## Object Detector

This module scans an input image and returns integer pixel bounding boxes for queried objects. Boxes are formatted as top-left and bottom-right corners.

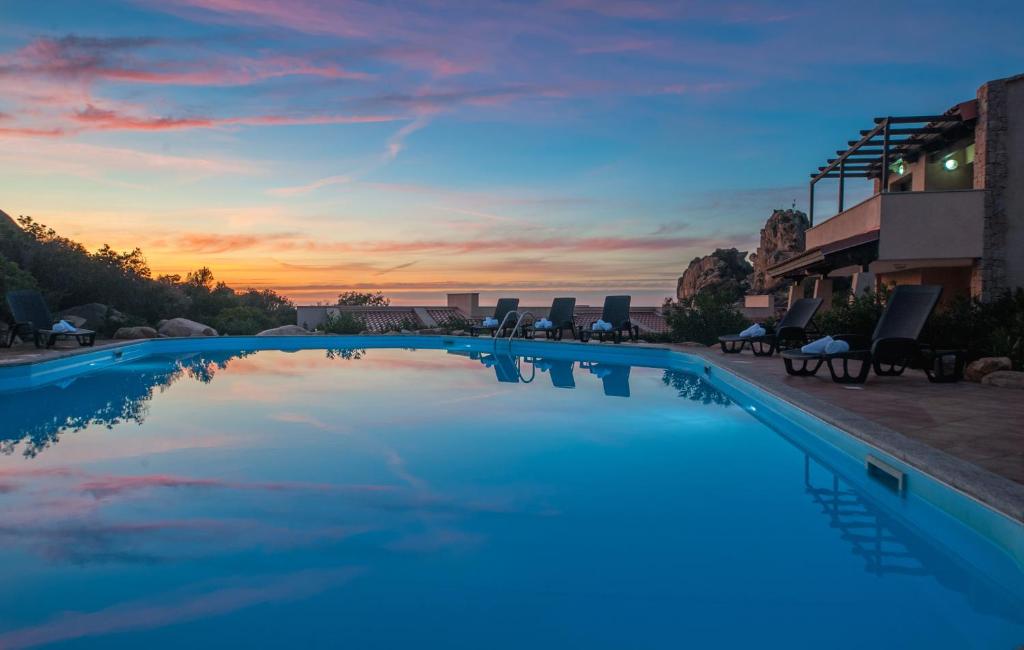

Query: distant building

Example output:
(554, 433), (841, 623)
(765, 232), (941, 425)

(296, 292), (669, 334)
(768, 72), (1024, 308)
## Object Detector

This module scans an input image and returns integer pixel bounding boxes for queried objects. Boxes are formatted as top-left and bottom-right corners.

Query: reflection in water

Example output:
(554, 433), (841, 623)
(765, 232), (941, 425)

(0, 351), (251, 457)
(325, 348), (366, 361)
(661, 369), (731, 406)
(0, 347), (1020, 647)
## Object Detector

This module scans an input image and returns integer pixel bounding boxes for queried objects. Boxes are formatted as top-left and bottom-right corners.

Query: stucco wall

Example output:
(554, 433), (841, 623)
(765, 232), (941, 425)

(878, 190), (985, 260)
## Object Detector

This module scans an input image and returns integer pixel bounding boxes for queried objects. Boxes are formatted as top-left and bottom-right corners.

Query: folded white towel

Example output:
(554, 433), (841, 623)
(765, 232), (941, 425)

(739, 324), (766, 338)
(534, 318), (553, 329)
(825, 339), (850, 355)
(51, 320), (78, 334)
(592, 319), (613, 332)
(800, 336), (833, 354)
(482, 317), (499, 327)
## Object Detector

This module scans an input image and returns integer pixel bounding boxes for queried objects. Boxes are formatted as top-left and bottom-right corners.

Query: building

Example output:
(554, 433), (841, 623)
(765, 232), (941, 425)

(768, 72), (1024, 308)
(296, 293), (669, 335)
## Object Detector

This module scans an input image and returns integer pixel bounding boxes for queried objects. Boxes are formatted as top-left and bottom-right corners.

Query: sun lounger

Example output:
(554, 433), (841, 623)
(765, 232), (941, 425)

(6, 290), (96, 349)
(718, 298), (822, 356)
(469, 298), (520, 337)
(527, 297), (577, 340)
(580, 296), (639, 344)
(781, 285), (943, 384)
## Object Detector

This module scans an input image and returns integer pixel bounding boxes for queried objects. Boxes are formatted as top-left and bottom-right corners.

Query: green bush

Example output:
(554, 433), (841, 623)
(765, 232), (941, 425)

(816, 288), (889, 341)
(212, 306), (273, 335)
(664, 289), (750, 345)
(925, 288), (1024, 369)
(320, 311), (366, 334)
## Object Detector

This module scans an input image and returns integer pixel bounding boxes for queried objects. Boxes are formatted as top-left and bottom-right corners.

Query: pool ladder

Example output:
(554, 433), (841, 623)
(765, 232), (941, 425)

(493, 311), (534, 351)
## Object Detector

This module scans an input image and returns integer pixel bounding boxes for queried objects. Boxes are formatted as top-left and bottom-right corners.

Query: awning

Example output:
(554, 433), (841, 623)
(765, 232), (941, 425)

(768, 230), (880, 279)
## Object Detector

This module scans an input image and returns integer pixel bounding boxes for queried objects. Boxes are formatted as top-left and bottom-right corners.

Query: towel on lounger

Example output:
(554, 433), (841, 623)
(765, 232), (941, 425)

(482, 317), (499, 327)
(592, 319), (613, 332)
(739, 324), (766, 338)
(800, 336), (833, 354)
(51, 320), (77, 333)
(824, 339), (850, 354)
(534, 318), (553, 329)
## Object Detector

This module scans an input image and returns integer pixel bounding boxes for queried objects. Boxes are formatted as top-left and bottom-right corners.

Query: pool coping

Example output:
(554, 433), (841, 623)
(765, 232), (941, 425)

(2, 334), (1023, 526)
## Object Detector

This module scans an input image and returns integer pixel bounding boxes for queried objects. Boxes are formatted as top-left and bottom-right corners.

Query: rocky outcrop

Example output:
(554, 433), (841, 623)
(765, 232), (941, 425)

(676, 248), (752, 301)
(256, 325), (311, 336)
(748, 209), (809, 295)
(58, 303), (126, 331)
(114, 326), (159, 339)
(158, 318), (217, 337)
(965, 356), (1012, 382)
(981, 370), (1024, 389)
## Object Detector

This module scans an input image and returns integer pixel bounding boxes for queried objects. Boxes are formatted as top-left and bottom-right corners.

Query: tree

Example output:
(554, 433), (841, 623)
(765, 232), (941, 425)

(337, 290), (389, 306)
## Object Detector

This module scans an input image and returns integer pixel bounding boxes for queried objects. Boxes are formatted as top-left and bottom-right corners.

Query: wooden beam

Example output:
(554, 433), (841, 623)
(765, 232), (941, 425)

(873, 115), (957, 124)
(861, 127), (944, 136)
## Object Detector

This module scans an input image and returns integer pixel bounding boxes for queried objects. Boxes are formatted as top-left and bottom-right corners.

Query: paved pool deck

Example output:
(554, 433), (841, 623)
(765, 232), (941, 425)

(2, 337), (1021, 520)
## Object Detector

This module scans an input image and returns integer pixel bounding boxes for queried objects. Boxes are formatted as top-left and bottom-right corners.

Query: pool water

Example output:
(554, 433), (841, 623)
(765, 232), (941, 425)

(0, 344), (1021, 649)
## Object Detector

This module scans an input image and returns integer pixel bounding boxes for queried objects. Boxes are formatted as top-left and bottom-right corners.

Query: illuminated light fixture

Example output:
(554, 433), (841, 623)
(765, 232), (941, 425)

(944, 158), (959, 171)
(889, 159), (905, 176)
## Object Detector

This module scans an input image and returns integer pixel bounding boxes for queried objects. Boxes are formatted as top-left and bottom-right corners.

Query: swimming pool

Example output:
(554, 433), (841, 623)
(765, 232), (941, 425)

(1, 336), (1022, 649)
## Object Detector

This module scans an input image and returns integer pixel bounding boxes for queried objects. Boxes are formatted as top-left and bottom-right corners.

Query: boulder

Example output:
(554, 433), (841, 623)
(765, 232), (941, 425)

(981, 370), (1024, 389)
(676, 248), (752, 302)
(748, 209), (810, 295)
(158, 318), (218, 337)
(58, 303), (126, 331)
(965, 356), (1012, 382)
(113, 326), (159, 339)
(256, 325), (311, 336)
(156, 319), (169, 329)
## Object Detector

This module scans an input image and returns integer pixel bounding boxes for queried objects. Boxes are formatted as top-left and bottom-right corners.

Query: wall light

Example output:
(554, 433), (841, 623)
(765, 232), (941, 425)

(944, 158), (959, 171)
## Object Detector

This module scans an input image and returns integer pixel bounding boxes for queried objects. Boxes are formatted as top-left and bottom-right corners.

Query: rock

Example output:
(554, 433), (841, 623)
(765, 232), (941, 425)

(57, 303), (126, 331)
(451, 329), (466, 336)
(981, 370), (1024, 389)
(748, 209), (810, 296)
(158, 317), (218, 337)
(113, 326), (159, 339)
(965, 356), (1012, 382)
(256, 325), (311, 336)
(677, 248), (752, 302)
(156, 319), (169, 329)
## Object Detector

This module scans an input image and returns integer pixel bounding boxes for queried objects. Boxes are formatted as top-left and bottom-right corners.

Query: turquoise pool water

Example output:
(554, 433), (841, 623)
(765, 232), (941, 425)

(0, 339), (1021, 649)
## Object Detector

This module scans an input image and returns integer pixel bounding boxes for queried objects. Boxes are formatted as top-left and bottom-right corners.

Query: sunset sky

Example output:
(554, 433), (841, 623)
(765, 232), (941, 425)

(1, 1), (1022, 305)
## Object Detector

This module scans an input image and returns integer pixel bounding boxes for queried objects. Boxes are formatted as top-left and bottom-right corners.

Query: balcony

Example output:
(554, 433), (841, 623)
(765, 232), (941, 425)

(806, 189), (985, 261)
(769, 189), (986, 280)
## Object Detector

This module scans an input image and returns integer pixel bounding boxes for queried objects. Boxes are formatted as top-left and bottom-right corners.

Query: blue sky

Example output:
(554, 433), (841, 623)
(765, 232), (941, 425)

(0, 0), (1021, 304)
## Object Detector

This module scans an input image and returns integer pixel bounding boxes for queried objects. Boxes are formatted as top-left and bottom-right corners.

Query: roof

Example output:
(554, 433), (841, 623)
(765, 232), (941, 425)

(299, 304), (669, 334)
(767, 230), (880, 279)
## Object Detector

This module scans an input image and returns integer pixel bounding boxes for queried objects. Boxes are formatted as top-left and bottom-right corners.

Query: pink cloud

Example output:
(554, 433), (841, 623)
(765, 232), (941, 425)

(0, 567), (364, 649)
(77, 472), (394, 499)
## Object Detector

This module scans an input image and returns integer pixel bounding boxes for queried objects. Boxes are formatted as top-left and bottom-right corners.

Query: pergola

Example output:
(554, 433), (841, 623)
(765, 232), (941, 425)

(807, 103), (975, 225)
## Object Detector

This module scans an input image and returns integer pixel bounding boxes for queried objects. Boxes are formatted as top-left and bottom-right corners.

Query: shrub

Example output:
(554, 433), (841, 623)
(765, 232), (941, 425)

(664, 289), (749, 345)
(320, 311), (366, 334)
(212, 306), (273, 335)
(816, 287), (889, 341)
(925, 288), (1024, 369)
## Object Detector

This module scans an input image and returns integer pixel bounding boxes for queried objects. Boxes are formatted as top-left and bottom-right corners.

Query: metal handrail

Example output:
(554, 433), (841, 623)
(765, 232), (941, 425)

(491, 310), (520, 350)
(505, 311), (533, 350)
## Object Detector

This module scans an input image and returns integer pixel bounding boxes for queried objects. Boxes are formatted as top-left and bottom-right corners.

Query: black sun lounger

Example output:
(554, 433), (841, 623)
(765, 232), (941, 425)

(718, 298), (822, 357)
(469, 298), (520, 337)
(527, 297), (577, 340)
(781, 285), (943, 384)
(6, 290), (96, 349)
(580, 296), (639, 344)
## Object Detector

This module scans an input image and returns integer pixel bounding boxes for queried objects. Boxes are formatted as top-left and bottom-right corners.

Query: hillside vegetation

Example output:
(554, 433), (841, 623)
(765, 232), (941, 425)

(0, 210), (295, 335)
